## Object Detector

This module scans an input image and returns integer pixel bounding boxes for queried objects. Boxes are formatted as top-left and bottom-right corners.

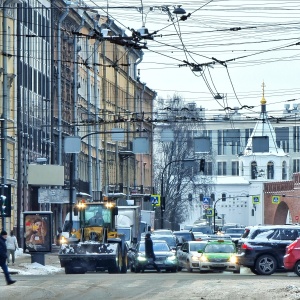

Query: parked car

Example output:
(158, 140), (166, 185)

(237, 225), (300, 275)
(130, 239), (178, 273)
(199, 239), (240, 273)
(177, 241), (208, 272)
(284, 238), (300, 276)
(173, 230), (195, 244)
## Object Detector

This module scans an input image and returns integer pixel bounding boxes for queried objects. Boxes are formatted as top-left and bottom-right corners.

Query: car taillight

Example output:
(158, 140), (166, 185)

(241, 243), (253, 250)
(286, 240), (297, 254)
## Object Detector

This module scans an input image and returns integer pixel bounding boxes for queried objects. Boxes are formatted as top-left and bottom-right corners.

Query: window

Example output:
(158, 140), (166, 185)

(267, 161), (274, 179)
(251, 161), (257, 179)
(232, 161), (239, 176)
(282, 161), (287, 180)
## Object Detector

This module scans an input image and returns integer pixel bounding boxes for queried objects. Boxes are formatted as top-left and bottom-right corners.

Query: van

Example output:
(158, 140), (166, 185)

(62, 213), (80, 238)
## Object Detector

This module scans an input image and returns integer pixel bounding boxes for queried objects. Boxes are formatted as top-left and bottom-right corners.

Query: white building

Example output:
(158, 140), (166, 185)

(194, 88), (290, 227)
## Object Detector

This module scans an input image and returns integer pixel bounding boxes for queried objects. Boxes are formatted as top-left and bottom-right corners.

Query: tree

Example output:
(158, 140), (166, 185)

(153, 95), (213, 229)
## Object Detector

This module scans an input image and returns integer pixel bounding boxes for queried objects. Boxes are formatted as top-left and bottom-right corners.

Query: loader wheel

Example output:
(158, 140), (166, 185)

(121, 252), (128, 273)
(108, 245), (122, 274)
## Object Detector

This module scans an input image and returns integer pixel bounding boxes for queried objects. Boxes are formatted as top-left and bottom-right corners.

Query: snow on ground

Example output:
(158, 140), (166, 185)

(7, 248), (63, 275)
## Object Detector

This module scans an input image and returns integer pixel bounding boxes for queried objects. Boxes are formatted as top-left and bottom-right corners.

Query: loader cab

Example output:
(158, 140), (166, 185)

(80, 203), (118, 231)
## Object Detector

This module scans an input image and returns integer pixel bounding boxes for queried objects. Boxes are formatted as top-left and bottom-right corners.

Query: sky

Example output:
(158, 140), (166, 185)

(82, 0), (300, 118)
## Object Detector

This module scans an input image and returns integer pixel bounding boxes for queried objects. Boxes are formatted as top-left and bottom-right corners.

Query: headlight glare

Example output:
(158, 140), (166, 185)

(230, 255), (237, 264)
(200, 255), (208, 262)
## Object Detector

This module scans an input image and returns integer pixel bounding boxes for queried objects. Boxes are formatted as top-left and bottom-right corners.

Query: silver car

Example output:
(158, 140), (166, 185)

(177, 241), (207, 272)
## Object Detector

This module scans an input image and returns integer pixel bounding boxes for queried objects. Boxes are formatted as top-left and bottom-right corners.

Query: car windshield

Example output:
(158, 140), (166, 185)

(139, 242), (170, 252)
(190, 243), (207, 251)
(204, 243), (235, 253)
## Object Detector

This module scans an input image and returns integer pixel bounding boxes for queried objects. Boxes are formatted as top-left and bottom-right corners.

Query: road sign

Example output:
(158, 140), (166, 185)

(150, 194), (160, 206)
(252, 196), (260, 204)
(206, 208), (214, 217)
(203, 197), (210, 205)
(296, 216), (299, 221)
(272, 195), (280, 204)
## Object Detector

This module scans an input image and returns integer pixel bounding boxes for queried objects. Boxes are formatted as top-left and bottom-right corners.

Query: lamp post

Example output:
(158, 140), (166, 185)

(160, 158), (195, 229)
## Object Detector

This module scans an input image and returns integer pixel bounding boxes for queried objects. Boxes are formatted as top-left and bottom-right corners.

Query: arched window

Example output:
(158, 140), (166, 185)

(251, 161), (257, 179)
(267, 161), (274, 179)
(282, 161), (287, 180)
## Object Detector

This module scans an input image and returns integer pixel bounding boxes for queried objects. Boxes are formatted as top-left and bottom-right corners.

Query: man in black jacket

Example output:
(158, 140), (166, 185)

(142, 233), (160, 273)
(0, 230), (16, 285)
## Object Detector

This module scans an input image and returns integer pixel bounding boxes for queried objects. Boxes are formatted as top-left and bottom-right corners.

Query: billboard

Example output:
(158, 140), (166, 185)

(23, 211), (52, 253)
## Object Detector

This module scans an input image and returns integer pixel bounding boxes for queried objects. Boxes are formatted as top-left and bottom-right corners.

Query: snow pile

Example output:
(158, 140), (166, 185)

(7, 248), (63, 275)
(9, 262), (63, 275)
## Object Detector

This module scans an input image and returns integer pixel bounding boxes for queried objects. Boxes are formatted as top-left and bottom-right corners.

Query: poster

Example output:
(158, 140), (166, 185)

(23, 212), (52, 253)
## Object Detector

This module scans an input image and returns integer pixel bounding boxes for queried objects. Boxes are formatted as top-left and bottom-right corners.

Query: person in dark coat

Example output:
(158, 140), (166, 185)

(142, 233), (160, 272)
(0, 230), (16, 285)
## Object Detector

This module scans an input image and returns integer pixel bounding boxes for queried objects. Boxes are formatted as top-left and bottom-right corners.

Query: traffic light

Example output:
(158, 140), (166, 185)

(0, 184), (11, 217)
(200, 159), (205, 172)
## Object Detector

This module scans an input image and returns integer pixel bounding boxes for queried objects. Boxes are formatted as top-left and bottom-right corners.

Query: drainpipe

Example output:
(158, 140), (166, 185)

(86, 37), (92, 196)
(94, 27), (101, 195)
(57, 6), (70, 165)
(1, 1), (9, 231)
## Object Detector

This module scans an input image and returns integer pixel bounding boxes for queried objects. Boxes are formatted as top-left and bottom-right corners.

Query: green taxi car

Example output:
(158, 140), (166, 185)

(199, 239), (240, 273)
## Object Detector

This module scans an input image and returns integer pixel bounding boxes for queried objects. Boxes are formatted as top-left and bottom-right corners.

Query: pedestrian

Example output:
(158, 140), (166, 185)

(141, 233), (160, 273)
(0, 230), (16, 285)
(6, 230), (19, 265)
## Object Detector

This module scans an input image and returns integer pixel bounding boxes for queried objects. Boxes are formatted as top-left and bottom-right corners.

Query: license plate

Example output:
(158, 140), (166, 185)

(211, 264), (225, 267)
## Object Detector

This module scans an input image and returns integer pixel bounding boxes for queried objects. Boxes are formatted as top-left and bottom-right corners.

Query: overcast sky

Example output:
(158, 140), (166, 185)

(84, 1), (300, 118)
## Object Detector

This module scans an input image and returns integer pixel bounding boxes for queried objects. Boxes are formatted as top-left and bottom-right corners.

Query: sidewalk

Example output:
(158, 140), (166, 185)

(7, 246), (64, 275)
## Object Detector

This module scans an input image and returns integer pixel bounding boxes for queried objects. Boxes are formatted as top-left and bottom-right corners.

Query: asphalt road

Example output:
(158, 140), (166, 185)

(1, 269), (300, 300)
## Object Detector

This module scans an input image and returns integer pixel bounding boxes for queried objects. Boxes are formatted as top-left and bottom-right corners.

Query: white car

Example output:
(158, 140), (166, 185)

(177, 241), (207, 272)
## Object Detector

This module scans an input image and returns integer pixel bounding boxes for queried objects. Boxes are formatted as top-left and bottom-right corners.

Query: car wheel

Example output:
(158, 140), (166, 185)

(233, 268), (240, 274)
(177, 266), (182, 271)
(294, 261), (300, 276)
(249, 267), (260, 275)
(187, 261), (192, 272)
(255, 255), (277, 275)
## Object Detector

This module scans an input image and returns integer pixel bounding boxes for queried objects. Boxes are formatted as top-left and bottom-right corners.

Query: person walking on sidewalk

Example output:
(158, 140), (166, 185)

(0, 230), (16, 285)
(6, 230), (18, 265)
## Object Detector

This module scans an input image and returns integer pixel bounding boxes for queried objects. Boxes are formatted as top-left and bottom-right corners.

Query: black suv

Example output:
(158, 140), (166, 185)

(237, 225), (300, 275)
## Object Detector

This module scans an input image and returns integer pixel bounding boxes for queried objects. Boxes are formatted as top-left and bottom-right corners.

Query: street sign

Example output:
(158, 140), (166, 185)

(206, 208), (214, 217)
(150, 194), (160, 206)
(203, 197), (210, 205)
(272, 195), (280, 204)
(252, 196), (260, 204)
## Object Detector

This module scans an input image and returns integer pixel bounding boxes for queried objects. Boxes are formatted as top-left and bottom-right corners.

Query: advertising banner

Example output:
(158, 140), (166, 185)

(23, 211), (52, 253)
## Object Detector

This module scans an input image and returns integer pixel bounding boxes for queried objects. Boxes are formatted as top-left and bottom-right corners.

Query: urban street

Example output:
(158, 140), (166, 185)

(1, 270), (300, 300)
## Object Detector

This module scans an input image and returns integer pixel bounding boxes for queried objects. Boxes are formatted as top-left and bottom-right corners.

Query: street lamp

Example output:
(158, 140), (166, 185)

(160, 158), (195, 229)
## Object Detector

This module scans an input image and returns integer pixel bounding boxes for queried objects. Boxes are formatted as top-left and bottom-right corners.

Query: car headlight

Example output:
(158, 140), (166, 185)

(167, 255), (177, 261)
(200, 255), (208, 262)
(60, 236), (67, 244)
(230, 255), (237, 264)
(191, 255), (201, 261)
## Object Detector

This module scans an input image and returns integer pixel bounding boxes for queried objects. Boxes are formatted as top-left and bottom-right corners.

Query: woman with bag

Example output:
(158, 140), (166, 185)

(6, 230), (19, 265)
